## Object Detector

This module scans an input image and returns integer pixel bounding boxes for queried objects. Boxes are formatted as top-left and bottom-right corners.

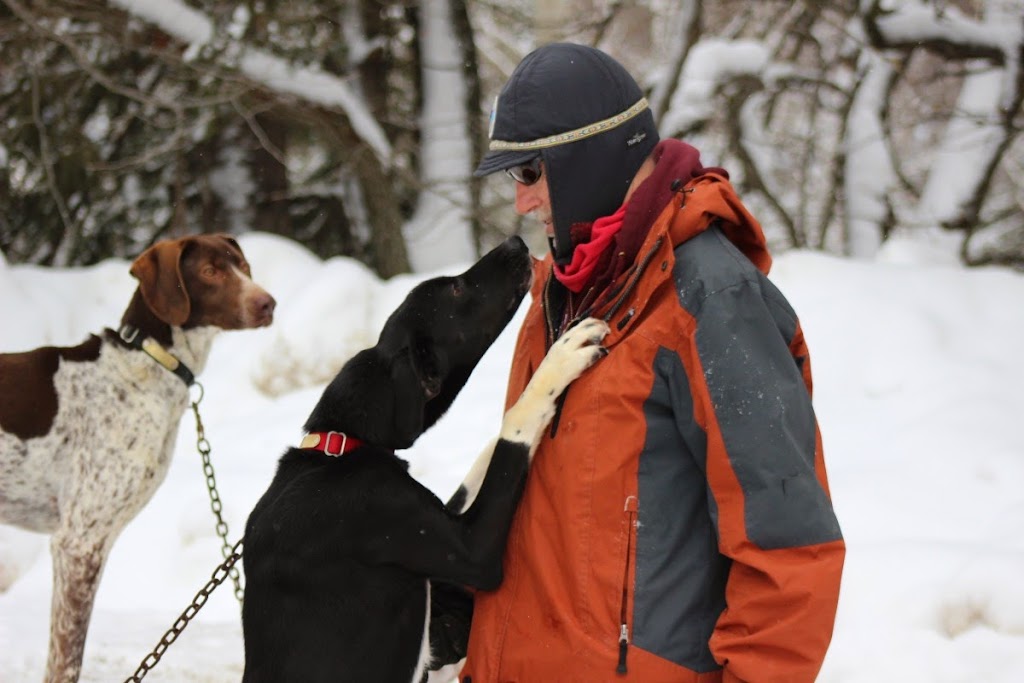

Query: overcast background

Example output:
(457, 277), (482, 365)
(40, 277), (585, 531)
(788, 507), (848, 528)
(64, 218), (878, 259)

(1, 0), (1023, 681)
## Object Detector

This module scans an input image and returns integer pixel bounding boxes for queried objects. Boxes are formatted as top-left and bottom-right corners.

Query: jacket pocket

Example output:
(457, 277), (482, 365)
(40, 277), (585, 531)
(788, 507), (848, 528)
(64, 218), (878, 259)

(616, 495), (639, 675)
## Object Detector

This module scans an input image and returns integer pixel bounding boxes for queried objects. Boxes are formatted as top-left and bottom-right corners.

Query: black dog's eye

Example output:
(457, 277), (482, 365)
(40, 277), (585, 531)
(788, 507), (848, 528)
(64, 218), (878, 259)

(451, 279), (464, 297)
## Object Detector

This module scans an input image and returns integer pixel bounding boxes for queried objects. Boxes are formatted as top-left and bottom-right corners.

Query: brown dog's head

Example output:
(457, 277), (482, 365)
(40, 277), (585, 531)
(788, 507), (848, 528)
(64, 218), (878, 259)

(129, 234), (275, 330)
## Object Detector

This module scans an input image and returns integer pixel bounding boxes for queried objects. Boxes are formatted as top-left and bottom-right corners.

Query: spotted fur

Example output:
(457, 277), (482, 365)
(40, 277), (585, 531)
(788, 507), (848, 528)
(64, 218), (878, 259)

(0, 235), (275, 683)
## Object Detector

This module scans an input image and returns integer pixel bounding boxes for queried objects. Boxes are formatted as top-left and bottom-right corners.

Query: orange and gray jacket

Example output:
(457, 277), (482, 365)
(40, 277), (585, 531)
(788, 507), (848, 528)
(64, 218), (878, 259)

(461, 150), (845, 683)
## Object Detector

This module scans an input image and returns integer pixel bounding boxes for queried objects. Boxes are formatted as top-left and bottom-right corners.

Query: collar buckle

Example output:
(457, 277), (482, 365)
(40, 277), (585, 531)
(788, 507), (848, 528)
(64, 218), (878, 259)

(322, 431), (348, 457)
(115, 324), (194, 386)
(300, 431), (356, 457)
(119, 324), (140, 345)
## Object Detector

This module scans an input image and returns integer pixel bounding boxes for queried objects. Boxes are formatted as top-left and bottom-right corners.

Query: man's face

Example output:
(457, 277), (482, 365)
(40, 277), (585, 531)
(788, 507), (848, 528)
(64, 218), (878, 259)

(512, 161), (553, 239)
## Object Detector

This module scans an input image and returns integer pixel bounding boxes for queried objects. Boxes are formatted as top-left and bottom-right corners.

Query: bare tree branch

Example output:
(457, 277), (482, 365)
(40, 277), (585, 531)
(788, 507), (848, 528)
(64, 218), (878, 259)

(29, 65), (76, 256)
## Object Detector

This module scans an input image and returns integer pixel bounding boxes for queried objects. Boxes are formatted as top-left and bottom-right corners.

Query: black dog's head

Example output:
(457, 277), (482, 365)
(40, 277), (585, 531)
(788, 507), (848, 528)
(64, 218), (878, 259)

(305, 236), (533, 450)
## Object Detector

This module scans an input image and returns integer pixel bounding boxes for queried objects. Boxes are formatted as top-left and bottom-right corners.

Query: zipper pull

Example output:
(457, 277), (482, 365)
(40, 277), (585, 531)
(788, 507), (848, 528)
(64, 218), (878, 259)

(616, 622), (629, 674)
(616, 307), (635, 331)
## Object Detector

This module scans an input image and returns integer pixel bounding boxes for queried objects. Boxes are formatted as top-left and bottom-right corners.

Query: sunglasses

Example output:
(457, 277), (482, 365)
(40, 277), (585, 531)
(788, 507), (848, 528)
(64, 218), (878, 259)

(506, 157), (544, 186)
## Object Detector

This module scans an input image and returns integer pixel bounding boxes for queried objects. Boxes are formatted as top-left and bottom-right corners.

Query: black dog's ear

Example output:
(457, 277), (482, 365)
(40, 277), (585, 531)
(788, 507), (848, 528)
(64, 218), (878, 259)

(306, 337), (447, 450)
(409, 335), (442, 399)
(388, 335), (446, 447)
(389, 354), (428, 448)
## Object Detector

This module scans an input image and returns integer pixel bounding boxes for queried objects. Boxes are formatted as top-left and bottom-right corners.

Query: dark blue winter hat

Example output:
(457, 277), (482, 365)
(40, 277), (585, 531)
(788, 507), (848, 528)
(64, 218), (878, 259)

(475, 43), (659, 264)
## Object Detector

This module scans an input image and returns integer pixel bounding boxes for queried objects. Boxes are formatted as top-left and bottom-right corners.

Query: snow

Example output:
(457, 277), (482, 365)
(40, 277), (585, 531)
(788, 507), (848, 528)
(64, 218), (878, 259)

(1, 231), (1022, 682)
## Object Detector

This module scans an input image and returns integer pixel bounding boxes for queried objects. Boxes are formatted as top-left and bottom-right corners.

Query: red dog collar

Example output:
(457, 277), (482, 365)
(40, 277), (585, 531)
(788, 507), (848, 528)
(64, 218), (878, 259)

(299, 431), (364, 457)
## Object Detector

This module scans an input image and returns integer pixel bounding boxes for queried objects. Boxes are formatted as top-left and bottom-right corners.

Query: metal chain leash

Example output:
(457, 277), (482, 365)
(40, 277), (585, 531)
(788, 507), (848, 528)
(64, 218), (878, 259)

(189, 382), (245, 606)
(123, 539), (244, 683)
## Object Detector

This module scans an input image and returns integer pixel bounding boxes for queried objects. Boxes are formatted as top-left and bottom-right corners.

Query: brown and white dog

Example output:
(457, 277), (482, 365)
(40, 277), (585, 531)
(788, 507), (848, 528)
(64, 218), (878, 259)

(0, 234), (275, 683)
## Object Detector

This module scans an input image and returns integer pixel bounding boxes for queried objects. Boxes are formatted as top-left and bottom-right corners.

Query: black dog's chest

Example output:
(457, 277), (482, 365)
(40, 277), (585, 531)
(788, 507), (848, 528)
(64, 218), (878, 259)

(242, 450), (435, 682)
(247, 449), (420, 558)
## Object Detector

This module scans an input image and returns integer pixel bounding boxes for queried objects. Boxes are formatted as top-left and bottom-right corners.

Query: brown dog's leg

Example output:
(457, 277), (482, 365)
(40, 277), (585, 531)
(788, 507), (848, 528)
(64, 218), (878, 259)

(45, 532), (110, 683)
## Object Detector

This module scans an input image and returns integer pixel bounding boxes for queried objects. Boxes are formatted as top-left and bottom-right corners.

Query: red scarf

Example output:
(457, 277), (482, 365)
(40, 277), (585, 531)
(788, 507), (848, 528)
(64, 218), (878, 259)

(552, 140), (723, 298)
(553, 203), (627, 293)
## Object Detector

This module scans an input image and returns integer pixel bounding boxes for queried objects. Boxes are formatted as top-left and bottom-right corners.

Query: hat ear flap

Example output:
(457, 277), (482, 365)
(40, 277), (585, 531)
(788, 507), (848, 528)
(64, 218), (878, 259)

(129, 240), (191, 326)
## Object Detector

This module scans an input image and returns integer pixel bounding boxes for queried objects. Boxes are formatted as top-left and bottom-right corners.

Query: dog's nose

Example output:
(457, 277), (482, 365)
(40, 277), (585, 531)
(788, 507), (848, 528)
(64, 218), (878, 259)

(503, 235), (528, 253)
(253, 292), (277, 325)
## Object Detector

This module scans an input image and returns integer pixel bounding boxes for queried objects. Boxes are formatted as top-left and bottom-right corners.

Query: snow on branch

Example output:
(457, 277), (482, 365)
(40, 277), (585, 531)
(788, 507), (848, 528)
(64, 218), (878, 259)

(108, 0), (392, 165)
(863, 0), (1022, 112)
(866, 2), (1014, 63)
(659, 38), (769, 138)
(864, 0), (1023, 235)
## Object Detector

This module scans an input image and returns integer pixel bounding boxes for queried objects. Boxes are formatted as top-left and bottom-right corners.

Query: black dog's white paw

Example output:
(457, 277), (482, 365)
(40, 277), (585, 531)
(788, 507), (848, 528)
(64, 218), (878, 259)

(500, 318), (609, 450)
(537, 317), (610, 395)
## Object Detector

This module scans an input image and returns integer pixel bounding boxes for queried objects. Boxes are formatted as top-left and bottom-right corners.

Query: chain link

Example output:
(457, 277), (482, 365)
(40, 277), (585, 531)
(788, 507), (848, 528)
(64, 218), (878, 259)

(124, 539), (243, 682)
(190, 383), (244, 606)
(122, 384), (246, 681)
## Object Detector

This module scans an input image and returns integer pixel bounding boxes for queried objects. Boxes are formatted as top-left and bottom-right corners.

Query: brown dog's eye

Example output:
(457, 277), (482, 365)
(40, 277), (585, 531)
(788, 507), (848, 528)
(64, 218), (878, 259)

(202, 265), (218, 278)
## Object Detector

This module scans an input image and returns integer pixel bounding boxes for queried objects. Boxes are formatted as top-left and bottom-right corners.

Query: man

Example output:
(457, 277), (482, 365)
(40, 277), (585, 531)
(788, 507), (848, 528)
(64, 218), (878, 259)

(461, 43), (844, 683)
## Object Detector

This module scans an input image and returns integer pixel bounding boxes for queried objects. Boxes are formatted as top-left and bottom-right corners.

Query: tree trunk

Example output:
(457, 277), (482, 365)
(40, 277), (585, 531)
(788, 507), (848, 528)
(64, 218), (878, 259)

(248, 108), (291, 236)
(402, 0), (476, 272)
(451, 0), (484, 255)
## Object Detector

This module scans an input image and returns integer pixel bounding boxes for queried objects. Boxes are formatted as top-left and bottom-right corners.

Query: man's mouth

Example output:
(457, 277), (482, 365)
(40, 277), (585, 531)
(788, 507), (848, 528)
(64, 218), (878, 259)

(540, 216), (554, 236)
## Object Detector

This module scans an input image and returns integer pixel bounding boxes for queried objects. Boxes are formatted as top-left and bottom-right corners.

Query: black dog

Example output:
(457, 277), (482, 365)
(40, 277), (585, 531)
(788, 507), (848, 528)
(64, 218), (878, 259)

(241, 236), (609, 683)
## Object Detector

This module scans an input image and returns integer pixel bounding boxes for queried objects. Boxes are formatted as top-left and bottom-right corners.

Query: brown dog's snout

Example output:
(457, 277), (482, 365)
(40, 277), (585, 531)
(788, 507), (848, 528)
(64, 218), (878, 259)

(250, 290), (277, 326)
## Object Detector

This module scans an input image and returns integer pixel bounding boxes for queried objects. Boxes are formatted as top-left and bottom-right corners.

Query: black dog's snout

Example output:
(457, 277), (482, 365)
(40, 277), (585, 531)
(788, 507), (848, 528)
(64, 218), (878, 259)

(501, 235), (528, 253)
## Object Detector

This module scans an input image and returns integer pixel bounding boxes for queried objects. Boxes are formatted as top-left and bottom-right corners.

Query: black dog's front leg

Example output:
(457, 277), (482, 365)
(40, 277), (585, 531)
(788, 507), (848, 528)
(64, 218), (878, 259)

(427, 577), (474, 667)
(423, 470), (489, 676)
(366, 318), (609, 588)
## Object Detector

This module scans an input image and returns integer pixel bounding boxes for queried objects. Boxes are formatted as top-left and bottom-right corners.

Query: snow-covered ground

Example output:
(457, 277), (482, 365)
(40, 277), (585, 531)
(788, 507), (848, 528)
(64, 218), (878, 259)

(1, 231), (1022, 682)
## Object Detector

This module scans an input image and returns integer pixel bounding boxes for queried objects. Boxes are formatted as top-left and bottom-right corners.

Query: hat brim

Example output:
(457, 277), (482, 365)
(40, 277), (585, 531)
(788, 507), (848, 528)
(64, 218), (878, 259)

(473, 148), (539, 178)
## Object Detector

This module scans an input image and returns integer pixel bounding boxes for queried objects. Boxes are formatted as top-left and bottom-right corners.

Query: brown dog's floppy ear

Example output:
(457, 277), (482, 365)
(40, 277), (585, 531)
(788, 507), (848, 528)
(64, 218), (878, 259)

(130, 239), (191, 326)
(214, 233), (242, 253)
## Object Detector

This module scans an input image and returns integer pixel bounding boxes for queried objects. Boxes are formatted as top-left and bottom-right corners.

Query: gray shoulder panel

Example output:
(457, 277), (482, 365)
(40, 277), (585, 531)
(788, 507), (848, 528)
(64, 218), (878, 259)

(672, 227), (760, 319)
(673, 227), (842, 549)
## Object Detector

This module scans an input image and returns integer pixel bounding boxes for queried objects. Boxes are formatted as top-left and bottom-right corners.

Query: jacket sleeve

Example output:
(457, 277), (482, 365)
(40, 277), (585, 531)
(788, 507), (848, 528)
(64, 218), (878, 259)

(688, 277), (845, 683)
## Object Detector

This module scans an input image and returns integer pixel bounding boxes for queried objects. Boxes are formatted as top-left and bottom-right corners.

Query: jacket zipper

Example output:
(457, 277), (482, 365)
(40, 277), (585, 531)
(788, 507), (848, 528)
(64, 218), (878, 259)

(603, 237), (664, 325)
(617, 495), (639, 675)
(543, 239), (663, 440)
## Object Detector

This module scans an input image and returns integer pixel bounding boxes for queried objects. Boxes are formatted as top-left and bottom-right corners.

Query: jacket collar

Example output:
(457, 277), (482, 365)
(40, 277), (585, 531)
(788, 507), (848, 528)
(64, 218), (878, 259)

(536, 140), (772, 347)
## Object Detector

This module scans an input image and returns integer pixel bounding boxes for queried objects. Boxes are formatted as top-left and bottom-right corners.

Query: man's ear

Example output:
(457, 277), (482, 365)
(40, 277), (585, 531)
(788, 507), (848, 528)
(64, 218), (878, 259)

(129, 239), (191, 326)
